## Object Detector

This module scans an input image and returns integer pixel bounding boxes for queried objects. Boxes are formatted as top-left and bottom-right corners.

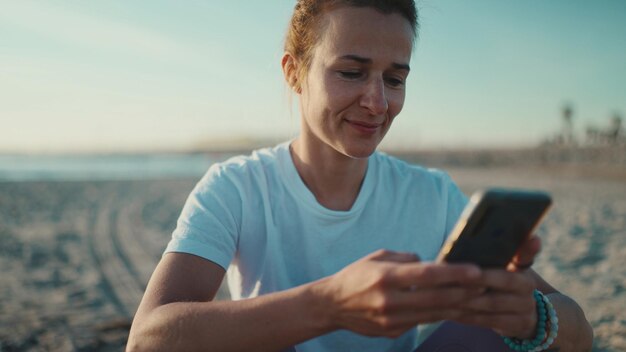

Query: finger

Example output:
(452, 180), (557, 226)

(376, 308), (466, 331)
(386, 263), (481, 288)
(367, 249), (421, 263)
(510, 236), (541, 271)
(477, 270), (535, 294)
(388, 286), (483, 311)
(411, 308), (466, 324)
(462, 292), (535, 314)
(356, 308), (465, 338)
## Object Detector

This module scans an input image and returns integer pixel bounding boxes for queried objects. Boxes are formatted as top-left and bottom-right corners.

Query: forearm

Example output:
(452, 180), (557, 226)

(529, 270), (593, 351)
(544, 292), (593, 351)
(127, 279), (334, 352)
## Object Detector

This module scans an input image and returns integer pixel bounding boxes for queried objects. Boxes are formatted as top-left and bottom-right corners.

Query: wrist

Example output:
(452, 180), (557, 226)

(502, 289), (559, 351)
(304, 276), (341, 334)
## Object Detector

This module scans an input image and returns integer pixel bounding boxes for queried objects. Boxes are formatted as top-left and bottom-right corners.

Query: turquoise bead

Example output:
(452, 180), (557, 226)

(500, 289), (558, 351)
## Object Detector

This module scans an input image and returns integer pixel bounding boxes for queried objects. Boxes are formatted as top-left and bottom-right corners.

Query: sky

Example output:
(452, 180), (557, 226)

(1, 0), (625, 153)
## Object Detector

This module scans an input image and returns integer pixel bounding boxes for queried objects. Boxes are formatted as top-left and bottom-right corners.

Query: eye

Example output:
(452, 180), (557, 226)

(384, 76), (405, 88)
(338, 71), (363, 80)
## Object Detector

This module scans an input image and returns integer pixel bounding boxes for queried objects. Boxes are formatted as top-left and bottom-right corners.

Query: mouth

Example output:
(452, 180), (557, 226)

(345, 120), (382, 134)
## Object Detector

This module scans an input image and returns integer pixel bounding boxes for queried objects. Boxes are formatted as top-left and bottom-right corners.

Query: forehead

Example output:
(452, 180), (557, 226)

(314, 6), (414, 64)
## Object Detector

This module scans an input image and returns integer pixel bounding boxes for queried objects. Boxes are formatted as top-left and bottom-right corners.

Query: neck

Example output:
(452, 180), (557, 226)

(290, 137), (369, 211)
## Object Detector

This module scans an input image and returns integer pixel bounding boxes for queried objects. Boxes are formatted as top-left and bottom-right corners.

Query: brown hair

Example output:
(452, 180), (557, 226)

(284, 0), (418, 90)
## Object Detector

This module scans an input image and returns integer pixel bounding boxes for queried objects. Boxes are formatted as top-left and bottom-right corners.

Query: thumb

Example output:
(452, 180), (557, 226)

(510, 236), (541, 271)
(368, 249), (421, 263)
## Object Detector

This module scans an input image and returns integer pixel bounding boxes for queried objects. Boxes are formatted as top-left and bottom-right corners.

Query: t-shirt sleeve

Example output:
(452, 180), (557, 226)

(164, 164), (242, 270)
(443, 173), (469, 239)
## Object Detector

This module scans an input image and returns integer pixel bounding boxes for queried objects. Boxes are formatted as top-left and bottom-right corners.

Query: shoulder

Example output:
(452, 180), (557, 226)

(372, 151), (467, 209)
(196, 143), (286, 190)
(373, 151), (456, 188)
(208, 145), (282, 174)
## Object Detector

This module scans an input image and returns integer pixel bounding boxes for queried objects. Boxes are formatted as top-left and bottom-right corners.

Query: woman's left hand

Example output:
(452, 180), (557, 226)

(455, 236), (542, 339)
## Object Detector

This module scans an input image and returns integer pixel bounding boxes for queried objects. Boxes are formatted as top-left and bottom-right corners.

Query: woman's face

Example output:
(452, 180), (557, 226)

(299, 6), (414, 159)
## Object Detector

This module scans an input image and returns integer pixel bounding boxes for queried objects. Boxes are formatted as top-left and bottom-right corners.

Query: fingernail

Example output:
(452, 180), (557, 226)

(467, 266), (481, 279)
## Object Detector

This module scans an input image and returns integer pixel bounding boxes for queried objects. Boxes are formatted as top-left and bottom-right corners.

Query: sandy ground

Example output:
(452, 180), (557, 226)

(0, 165), (624, 351)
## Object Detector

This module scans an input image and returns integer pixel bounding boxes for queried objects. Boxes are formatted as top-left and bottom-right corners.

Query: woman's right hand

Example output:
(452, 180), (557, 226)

(313, 249), (483, 338)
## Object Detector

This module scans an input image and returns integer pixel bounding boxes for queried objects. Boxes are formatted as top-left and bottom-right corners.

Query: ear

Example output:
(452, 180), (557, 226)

(281, 52), (302, 94)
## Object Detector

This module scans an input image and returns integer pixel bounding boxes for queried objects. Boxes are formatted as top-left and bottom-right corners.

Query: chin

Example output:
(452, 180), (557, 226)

(339, 141), (380, 159)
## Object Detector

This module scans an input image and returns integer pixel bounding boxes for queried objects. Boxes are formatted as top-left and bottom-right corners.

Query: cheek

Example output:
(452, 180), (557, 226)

(309, 79), (347, 116)
(387, 91), (406, 119)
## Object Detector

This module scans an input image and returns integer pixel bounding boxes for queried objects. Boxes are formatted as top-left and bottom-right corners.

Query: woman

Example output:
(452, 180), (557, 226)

(127, 1), (593, 351)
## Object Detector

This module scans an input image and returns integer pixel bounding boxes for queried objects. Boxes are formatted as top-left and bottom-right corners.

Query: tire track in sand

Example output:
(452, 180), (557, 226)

(89, 198), (144, 318)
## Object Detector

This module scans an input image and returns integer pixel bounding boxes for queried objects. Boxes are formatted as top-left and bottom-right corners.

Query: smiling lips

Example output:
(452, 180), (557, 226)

(346, 119), (382, 134)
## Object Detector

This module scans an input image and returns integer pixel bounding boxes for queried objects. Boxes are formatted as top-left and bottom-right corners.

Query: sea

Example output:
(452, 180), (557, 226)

(0, 153), (237, 182)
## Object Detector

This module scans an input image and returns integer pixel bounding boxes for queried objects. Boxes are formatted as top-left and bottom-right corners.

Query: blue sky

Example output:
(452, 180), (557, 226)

(1, 1), (625, 153)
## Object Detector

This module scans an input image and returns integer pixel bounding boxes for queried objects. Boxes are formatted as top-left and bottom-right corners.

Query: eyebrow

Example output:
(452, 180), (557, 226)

(339, 54), (410, 71)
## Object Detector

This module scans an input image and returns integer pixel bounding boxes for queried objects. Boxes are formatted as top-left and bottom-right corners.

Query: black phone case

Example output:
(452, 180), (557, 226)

(441, 188), (552, 268)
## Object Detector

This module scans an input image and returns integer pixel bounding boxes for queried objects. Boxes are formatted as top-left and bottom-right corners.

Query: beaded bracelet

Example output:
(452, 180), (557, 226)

(532, 293), (559, 352)
(502, 290), (559, 351)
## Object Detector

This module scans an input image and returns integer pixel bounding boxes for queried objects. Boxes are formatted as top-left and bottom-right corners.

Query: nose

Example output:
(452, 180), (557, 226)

(360, 78), (388, 115)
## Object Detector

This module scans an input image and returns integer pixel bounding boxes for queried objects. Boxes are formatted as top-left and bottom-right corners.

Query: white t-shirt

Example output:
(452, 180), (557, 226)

(165, 141), (468, 352)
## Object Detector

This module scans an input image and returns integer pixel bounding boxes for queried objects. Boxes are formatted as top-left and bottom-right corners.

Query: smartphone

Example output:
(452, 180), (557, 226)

(436, 188), (552, 268)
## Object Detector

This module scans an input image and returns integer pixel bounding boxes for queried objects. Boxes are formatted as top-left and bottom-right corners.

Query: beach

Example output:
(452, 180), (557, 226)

(0, 164), (625, 351)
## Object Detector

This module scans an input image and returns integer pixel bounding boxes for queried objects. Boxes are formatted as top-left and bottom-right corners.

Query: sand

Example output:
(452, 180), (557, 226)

(0, 165), (624, 351)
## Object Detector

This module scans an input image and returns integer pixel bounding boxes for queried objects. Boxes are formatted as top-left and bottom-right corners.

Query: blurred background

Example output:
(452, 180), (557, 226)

(1, 1), (625, 351)
(1, 0), (625, 155)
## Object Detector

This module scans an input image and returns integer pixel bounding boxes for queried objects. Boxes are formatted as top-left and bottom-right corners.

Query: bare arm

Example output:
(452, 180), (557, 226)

(457, 237), (593, 352)
(126, 253), (333, 352)
(127, 250), (485, 352)
(531, 270), (594, 351)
